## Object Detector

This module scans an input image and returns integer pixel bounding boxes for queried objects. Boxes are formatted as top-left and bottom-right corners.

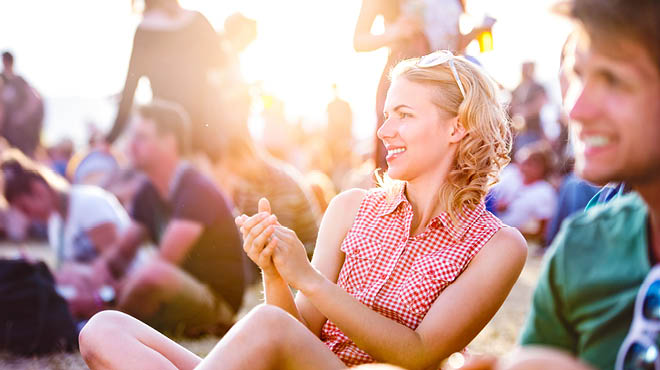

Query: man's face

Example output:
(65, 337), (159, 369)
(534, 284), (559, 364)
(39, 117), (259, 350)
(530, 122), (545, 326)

(567, 33), (660, 186)
(2, 58), (11, 72)
(130, 117), (166, 170)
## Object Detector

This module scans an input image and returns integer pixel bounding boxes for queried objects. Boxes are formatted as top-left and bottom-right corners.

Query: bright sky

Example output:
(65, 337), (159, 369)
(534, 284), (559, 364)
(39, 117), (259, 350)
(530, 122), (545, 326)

(0, 0), (573, 147)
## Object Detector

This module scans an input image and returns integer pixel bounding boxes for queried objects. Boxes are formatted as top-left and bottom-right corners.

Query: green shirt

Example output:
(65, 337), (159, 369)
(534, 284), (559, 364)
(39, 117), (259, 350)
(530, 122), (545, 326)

(520, 193), (650, 370)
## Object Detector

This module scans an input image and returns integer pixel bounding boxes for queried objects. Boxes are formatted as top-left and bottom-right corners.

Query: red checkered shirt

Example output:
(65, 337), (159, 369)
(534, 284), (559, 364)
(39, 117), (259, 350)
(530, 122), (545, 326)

(320, 186), (505, 366)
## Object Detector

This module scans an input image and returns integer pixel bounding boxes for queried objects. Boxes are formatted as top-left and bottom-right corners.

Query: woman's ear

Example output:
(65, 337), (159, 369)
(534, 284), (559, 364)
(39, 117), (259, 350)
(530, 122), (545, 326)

(448, 116), (467, 143)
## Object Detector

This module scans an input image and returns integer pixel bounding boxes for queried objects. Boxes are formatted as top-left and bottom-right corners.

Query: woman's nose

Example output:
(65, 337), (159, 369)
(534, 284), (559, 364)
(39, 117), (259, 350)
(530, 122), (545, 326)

(377, 117), (395, 141)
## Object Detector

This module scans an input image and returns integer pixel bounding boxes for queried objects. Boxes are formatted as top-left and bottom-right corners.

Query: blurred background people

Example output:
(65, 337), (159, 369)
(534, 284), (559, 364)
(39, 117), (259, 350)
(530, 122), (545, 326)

(0, 51), (44, 158)
(208, 93), (321, 259)
(0, 149), (133, 321)
(106, 0), (226, 158)
(325, 83), (355, 190)
(97, 101), (245, 336)
(498, 142), (557, 243)
(543, 32), (597, 247)
(509, 61), (548, 156)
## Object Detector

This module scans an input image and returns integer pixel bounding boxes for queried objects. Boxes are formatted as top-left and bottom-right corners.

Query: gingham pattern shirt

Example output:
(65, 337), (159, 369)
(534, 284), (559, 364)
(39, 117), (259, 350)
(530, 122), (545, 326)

(321, 186), (505, 366)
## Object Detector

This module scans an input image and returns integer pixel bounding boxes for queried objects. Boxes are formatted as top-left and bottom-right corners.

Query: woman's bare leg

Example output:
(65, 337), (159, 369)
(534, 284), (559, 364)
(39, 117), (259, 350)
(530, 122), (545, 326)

(197, 304), (346, 370)
(79, 310), (201, 370)
(81, 305), (346, 370)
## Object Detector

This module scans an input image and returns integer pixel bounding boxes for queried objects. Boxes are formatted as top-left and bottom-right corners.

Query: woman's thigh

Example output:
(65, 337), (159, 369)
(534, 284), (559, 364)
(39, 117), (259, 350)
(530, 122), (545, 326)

(198, 305), (346, 370)
(80, 310), (202, 370)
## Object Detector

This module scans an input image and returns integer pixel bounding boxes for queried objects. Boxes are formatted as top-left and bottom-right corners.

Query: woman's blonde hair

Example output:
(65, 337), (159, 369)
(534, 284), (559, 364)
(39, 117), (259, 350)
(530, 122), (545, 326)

(378, 54), (512, 222)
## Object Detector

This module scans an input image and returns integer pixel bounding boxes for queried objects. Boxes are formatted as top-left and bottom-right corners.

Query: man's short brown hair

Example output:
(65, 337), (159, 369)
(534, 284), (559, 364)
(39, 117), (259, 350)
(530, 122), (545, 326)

(137, 100), (191, 155)
(570, 0), (660, 72)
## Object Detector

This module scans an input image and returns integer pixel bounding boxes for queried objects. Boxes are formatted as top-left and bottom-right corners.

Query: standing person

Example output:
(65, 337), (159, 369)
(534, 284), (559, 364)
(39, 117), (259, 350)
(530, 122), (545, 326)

(0, 51), (44, 157)
(96, 101), (245, 336)
(509, 61), (548, 156)
(463, 1), (660, 369)
(106, 0), (225, 157)
(326, 84), (355, 190)
(354, 0), (491, 170)
(79, 51), (527, 370)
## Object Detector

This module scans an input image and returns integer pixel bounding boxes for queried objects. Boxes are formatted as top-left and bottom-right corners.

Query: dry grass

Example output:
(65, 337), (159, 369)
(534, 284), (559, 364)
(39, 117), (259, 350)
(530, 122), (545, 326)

(0, 242), (544, 369)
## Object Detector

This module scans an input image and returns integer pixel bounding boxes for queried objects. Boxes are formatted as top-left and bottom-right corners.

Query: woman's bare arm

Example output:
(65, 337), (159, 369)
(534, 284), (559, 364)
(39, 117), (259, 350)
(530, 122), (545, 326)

(295, 227), (527, 369)
(294, 188), (367, 335)
(239, 189), (366, 332)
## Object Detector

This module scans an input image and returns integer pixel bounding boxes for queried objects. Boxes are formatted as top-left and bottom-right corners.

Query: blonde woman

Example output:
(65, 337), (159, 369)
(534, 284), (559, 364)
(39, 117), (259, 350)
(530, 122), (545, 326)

(79, 51), (527, 370)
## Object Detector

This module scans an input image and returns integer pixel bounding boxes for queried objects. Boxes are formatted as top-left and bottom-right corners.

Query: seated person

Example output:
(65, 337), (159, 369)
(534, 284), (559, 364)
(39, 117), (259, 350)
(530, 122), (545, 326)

(499, 142), (557, 241)
(79, 51), (527, 369)
(92, 101), (245, 336)
(211, 115), (321, 257)
(517, 0), (660, 367)
(0, 149), (133, 319)
(462, 1), (660, 369)
(1, 149), (128, 264)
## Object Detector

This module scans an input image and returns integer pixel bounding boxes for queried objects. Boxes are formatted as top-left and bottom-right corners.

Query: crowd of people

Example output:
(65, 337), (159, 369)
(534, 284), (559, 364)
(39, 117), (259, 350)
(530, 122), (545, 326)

(0, 0), (658, 369)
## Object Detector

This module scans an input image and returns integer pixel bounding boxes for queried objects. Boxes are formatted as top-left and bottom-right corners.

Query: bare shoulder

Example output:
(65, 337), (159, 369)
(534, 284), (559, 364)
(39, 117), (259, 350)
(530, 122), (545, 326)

(478, 226), (528, 265)
(328, 188), (368, 213)
(311, 188), (369, 280)
(316, 188), (368, 249)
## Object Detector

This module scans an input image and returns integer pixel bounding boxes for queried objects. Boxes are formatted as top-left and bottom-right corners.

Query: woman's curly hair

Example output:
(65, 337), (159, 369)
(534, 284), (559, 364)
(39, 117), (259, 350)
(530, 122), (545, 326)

(381, 55), (512, 223)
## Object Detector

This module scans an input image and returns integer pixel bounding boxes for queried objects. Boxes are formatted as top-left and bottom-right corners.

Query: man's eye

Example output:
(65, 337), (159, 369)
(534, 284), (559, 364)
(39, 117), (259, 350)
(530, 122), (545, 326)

(602, 72), (622, 88)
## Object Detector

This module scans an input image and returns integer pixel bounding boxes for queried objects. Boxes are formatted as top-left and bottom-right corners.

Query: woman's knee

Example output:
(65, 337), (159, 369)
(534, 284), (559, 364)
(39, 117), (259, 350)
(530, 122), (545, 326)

(229, 304), (299, 345)
(79, 310), (133, 360)
(246, 304), (296, 329)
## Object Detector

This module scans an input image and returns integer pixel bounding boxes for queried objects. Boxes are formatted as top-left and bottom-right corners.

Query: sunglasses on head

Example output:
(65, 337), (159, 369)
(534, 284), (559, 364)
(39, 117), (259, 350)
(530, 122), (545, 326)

(416, 50), (467, 99)
(616, 266), (660, 370)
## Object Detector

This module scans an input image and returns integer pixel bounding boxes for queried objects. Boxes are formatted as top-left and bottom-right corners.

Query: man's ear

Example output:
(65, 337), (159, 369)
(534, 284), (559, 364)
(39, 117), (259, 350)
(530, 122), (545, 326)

(448, 116), (467, 143)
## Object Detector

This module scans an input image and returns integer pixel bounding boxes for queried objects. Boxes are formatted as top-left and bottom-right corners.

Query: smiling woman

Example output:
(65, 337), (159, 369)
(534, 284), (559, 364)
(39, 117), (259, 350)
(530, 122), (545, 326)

(78, 51), (527, 370)
(378, 51), (511, 223)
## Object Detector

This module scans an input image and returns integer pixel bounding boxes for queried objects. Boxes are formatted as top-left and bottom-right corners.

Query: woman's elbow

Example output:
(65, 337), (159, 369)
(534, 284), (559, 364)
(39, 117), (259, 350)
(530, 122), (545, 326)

(353, 37), (366, 52)
(353, 34), (375, 52)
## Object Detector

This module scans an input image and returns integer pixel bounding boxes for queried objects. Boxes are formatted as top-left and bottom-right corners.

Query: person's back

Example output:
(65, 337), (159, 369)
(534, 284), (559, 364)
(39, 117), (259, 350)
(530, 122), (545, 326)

(107, 7), (225, 154)
(229, 159), (320, 256)
(133, 11), (217, 117)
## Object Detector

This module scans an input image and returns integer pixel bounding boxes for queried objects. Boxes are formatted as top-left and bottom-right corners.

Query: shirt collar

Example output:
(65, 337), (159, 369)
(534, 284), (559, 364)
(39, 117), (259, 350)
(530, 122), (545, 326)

(377, 183), (408, 217)
(378, 183), (486, 241)
(434, 203), (486, 241)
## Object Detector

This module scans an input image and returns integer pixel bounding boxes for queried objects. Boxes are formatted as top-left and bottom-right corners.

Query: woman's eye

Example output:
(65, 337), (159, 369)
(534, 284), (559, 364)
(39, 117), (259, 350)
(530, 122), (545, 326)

(399, 112), (411, 119)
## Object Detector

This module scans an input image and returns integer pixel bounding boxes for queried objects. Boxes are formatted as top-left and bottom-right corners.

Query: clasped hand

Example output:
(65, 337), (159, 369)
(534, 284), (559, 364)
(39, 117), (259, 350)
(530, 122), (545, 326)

(235, 198), (313, 290)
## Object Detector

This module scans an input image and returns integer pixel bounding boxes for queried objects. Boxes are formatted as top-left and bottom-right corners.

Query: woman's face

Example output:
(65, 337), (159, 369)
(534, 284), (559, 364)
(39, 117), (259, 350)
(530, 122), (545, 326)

(12, 181), (55, 222)
(378, 77), (461, 182)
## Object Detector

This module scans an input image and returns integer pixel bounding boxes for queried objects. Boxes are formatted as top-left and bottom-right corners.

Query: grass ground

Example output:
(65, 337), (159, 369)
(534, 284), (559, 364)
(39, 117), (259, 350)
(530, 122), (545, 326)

(0, 242), (544, 369)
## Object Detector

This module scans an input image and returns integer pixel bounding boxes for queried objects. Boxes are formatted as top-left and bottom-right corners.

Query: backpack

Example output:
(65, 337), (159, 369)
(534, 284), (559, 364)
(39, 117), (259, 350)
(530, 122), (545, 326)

(0, 259), (78, 356)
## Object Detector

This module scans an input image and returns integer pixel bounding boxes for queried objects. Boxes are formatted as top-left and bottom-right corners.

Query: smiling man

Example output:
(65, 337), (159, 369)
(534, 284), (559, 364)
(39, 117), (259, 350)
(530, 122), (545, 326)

(516, 0), (660, 369)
